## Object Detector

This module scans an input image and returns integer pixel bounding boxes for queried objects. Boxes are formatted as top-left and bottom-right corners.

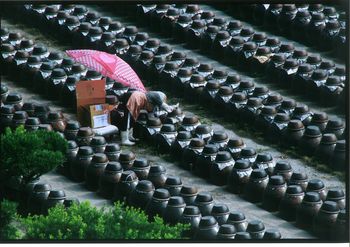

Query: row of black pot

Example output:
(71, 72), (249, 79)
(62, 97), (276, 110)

(130, 112), (347, 240)
(1, 22), (346, 171)
(2, 174), (79, 216)
(220, 3), (346, 59)
(120, 4), (346, 108)
(5, 3), (346, 111)
(61, 133), (284, 240)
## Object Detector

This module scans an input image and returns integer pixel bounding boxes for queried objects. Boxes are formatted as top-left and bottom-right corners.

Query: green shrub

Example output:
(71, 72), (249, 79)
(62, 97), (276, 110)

(0, 126), (68, 186)
(0, 199), (21, 240)
(22, 201), (189, 240)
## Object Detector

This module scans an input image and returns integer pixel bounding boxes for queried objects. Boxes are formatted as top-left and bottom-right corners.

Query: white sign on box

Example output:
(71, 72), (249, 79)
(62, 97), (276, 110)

(93, 114), (109, 128)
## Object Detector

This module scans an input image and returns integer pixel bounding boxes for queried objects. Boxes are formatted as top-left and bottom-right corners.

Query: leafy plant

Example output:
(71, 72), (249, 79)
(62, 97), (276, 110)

(0, 199), (21, 240)
(0, 126), (68, 187)
(21, 201), (189, 240)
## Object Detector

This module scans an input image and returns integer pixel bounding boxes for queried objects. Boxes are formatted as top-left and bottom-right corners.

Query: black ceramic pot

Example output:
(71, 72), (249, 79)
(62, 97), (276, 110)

(76, 127), (94, 146)
(331, 210), (348, 241)
(330, 140), (346, 171)
(210, 151), (234, 186)
(263, 229), (282, 239)
(296, 192), (322, 229)
(246, 220), (265, 239)
(306, 179), (327, 201)
(113, 170), (139, 202)
(326, 188), (345, 210)
(181, 138), (205, 171)
(211, 203), (230, 226)
(217, 224), (236, 239)
(170, 131), (192, 159)
(253, 153), (275, 176)
(85, 153), (108, 191)
(42, 190), (66, 215)
(145, 188), (170, 220)
(99, 162), (123, 199)
(244, 169), (269, 203)
(227, 159), (252, 194)
(131, 158), (150, 181)
(194, 144), (218, 179)
(313, 201), (339, 240)
(27, 183), (51, 215)
(164, 176), (183, 196)
(224, 138), (246, 160)
(262, 175), (287, 211)
(128, 180), (155, 210)
(299, 125), (322, 156)
(315, 134), (337, 163)
(273, 161), (293, 182)
(118, 151), (136, 170)
(226, 211), (248, 232)
(64, 120), (80, 141)
(104, 143), (121, 162)
(289, 172), (308, 191)
(283, 120), (305, 146)
(194, 216), (219, 240)
(70, 146), (94, 182)
(180, 185), (198, 206)
(163, 196), (186, 225)
(279, 185), (305, 221)
(194, 192), (214, 216)
(180, 205), (202, 238)
(147, 164), (167, 189)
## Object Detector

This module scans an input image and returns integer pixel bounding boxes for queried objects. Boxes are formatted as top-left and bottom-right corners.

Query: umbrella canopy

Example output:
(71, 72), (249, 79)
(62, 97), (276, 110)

(66, 49), (146, 92)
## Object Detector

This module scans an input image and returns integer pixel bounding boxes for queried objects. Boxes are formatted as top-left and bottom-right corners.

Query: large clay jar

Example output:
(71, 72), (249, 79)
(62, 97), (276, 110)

(180, 185), (198, 206)
(180, 205), (202, 238)
(244, 169), (269, 203)
(0, 105), (15, 133)
(208, 131), (229, 150)
(306, 179), (327, 201)
(85, 153), (108, 191)
(193, 124), (213, 144)
(21, 102), (36, 118)
(27, 183), (51, 215)
(62, 140), (79, 177)
(253, 153), (275, 176)
(324, 118), (345, 139)
(263, 229), (282, 239)
(181, 138), (205, 171)
(147, 164), (167, 189)
(163, 196), (186, 225)
(211, 203), (230, 226)
(267, 113), (290, 143)
(216, 224), (236, 240)
(33, 104), (51, 124)
(331, 209), (348, 241)
(170, 131), (192, 159)
(104, 143), (121, 161)
(313, 201), (339, 240)
(273, 161), (293, 182)
(279, 185), (305, 221)
(326, 188), (345, 210)
(24, 117), (41, 132)
(145, 188), (170, 221)
(283, 119), (305, 147)
(194, 144), (218, 179)
(224, 138), (246, 160)
(226, 211), (248, 232)
(296, 192), (323, 229)
(194, 192), (215, 216)
(132, 158), (150, 180)
(42, 190), (66, 215)
(262, 175), (287, 211)
(289, 172), (308, 191)
(118, 151), (136, 171)
(128, 180), (155, 210)
(11, 111), (28, 130)
(70, 146), (93, 182)
(315, 133), (337, 163)
(99, 162), (123, 199)
(235, 232), (251, 239)
(227, 159), (252, 194)
(194, 216), (220, 240)
(246, 220), (265, 239)
(299, 125), (322, 156)
(113, 170), (139, 202)
(76, 127), (94, 146)
(64, 120), (80, 141)
(90, 136), (107, 153)
(155, 124), (177, 154)
(46, 111), (66, 132)
(239, 147), (257, 164)
(210, 151), (235, 186)
(330, 140), (346, 171)
(310, 112), (328, 132)
(164, 176), (183, 196)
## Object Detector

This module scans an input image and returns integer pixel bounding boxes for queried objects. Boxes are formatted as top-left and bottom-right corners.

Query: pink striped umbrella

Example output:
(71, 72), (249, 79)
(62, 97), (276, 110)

(66, 49), (146, 92)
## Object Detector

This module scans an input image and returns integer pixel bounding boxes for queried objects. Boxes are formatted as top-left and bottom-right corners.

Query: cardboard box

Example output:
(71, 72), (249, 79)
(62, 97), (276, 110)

(76, 79), (109, 128)
(84, 103), (111, 128)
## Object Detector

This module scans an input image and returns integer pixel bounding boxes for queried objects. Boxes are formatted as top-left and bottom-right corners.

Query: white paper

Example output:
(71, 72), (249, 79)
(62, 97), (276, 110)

(93, 114), (109, 128)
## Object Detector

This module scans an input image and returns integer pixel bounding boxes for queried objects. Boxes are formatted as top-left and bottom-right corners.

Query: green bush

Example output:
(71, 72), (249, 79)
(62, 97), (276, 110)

(22, 201), (189, 240)
(0, 126), (68, 186)
(0, 199), (21, 240)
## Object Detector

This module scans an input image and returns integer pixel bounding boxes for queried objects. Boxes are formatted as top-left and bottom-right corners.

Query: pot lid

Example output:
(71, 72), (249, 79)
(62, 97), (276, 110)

(183, 205), (201, 216)
(90, 136), (107, 147)
(286, 185), (304, 194)
(77, 146), (93, 156)
(92, 153), (108, 164)
(195, 192), (213, 203)
(247, 220), (265, 232)
(250, 168), (268, 179)
(105, 162), (123, 172)
(153, 188), (170, 200)
(326, 188), (345, 200)
(168, 196), (185, 206)
(119, 151), (136, 162)
(263, 229), (281, 239)
(25, 117), (40, 126)
(149, 164), (166, 174)
(120, 170), (138, 181)
(269, 175), (285, 185)
(133, 158), (149, 168)
(48, 190), (66, 199)
(199, 216), (218, 227)
(306, 179), (325, 191)
(212, 203), (229, 214)
(136, 180), (155, 192)
(165, 176), (182, 186)
(234, 159), (251, 169)
(240, 148), (257, 157)
(255, 153), (273, 163)
(105, 143), (121, 153)
(176, 131), (192, 141)
(33, 183), (52, 192)
(180, 185), (198, 195)
(320, 200), (339, 213)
